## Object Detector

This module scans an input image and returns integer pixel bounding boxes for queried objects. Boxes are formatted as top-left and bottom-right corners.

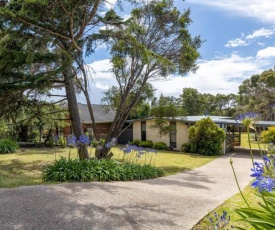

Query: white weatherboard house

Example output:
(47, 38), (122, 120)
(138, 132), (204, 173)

(131, 116), (275, 154)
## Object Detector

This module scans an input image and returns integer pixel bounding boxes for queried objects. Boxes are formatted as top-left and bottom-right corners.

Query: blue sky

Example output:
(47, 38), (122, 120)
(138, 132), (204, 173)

(76, 0), (275, 103)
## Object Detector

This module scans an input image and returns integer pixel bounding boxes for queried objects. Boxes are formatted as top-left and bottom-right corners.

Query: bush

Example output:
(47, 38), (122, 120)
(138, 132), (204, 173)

(43, 157), (164, 182)
(139, 140), (154, 148)
(153, 141), (168, 150)
(0, 139), (18, 154)
(260, 126), (275, 144)
(130, 139), (141, 146)
(189, 117), (226, 156)
(58, 136), (67, 148)
(181, 143), (191, 153)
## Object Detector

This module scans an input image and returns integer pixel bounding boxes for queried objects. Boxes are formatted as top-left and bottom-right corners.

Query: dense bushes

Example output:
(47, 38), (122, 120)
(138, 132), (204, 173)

(0, 139), (18, 154)
(139, 140), (153, 148)
(181, 143), (191, 153)
(43, 157), (164, 182)
(153, 141), (168, 150)
(260, 126), (275, 144)
(130, 139), (141, 146)
(188, 117), (225, 156)
(131, 139), (154, 148)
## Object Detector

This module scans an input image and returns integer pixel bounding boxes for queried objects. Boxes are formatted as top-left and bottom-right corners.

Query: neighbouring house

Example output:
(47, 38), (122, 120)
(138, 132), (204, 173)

(131, 115), (275, 153)
(64, 103), (116, 139)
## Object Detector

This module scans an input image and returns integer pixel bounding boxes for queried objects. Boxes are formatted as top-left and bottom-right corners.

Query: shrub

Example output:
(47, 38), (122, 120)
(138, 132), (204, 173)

(43, 157), (164, 182)
(260, 126), (275, 144)
(130, 139), (141, 146)
(139, 140), (154, 148)
(58, 136), (67, 148)
(44, 136), (54, 147)
(153, 141), (168, 150)
(189, 117), (225, 156)
(181, 143), (191, 153)
(0, 139), (18, 154)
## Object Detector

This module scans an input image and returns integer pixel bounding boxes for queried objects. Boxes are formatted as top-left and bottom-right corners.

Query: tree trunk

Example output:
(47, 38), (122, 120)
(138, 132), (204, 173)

(83, 90), (98, 140)
(64, 70), (89, 160)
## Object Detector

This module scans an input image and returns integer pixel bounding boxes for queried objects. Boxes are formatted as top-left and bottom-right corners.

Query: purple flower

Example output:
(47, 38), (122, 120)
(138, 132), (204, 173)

(67, 135), (76, 146)
(105, 137), (117, 148)
(250, 156), (275, 192)
(97, 145), (103, 150)
(77, 135), (90, 145)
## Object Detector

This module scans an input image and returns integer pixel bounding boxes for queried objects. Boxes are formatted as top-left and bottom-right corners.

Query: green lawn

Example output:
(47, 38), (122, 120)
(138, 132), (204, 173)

(192, 185), (261, 229)
(0, 147), (216, 188)
(192, 132), (266, 229)
(240, 132), (267, 150)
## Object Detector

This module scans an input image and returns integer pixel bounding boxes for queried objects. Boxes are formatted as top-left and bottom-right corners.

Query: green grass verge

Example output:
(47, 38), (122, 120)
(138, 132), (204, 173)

(0, 147), (216, 188)
(192, 185), (261, 229)
(241, 132), (267, 150)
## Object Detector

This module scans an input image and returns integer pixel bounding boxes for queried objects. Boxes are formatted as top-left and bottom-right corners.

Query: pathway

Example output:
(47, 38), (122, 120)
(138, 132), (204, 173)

(0, 148), (261, 230)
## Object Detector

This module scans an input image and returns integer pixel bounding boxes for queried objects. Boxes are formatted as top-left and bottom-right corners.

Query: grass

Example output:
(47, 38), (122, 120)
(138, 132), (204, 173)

(241, 132), (267, 150)
(192, 132), (268, 229)
(0, 146), (216, 188)
(192, 185), (261, 230)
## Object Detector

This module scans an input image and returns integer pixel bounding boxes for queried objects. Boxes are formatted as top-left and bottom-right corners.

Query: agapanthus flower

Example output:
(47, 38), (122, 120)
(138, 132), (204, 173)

(97, 145), (103, 150)
(67, 135), (76, 146)
(251, 156), (275, 192)
(105, 137), (117, 148)
(77, 135), (90, 145)
(235, 112), (261, 127)
(208, 211), (233, 229)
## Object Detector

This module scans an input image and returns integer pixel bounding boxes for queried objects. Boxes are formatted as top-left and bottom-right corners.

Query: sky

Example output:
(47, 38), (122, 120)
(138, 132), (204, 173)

(77, 0), (275, 103)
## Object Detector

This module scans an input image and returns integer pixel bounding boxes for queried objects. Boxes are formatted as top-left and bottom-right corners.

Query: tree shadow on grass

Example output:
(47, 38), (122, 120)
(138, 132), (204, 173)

(18, 148), (67, 155)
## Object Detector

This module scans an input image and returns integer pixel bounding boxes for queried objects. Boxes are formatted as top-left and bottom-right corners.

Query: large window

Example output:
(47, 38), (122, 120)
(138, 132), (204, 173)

(141, 121), (146, 141)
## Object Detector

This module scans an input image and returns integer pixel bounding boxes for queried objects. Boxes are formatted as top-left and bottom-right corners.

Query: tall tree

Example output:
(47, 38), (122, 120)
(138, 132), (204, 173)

(180, 88), (204, 115)
(238, 69), (275, 120)
(93, 0), (201, 158)
(0, 0), (133, 159)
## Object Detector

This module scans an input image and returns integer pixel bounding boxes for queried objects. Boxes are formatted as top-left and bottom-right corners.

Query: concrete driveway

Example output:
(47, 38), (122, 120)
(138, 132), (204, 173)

(0, 148), (261, 230)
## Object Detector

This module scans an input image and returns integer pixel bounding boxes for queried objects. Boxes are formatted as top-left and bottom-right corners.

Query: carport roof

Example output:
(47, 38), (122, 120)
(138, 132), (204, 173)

(129, 116), (275, 128)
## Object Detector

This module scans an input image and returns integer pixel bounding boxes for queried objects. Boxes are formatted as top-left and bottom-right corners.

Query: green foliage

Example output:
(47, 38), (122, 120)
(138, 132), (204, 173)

(58, 136), (67, 148)
(44, 136), (54, 148)
(260, 126), (275, 144)
(181, 143), (191, 153)
(153, 142), (168, 150)
(0, 139), (18, 154)
(139, 140), (154, 148)
(43, 157), (164, 182)
(188, 117), (226, 156)
(150, 94), (185, 136)
(234, 192), (275, 230)
(130, 139), (141, 146)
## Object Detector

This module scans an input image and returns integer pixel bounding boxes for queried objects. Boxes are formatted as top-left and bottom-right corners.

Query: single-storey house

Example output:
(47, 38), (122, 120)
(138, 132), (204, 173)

(130, 116), (275, 154)
(64, 103), (116, 139)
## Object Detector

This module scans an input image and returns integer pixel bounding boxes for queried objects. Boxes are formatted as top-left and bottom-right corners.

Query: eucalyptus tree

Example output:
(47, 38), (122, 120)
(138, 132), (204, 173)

(180, 88), (204, 115)
(94, 0), (201, 157)
(238, 68), (275, 120)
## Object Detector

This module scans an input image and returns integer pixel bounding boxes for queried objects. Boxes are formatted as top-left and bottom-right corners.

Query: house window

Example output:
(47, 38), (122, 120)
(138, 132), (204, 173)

(141, 121), (146, 141)
(170, 122), (176, 148)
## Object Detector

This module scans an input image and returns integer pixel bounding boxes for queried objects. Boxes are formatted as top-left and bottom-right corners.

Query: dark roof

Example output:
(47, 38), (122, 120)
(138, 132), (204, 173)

(77, 103), (116, 123)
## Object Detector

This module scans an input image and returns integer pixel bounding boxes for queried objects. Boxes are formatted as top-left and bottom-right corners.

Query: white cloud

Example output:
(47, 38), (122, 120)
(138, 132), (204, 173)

(187, 0), (275, 24)
(225, 38), (249, 48)
(105, 0), (118, 9)
(246, 28), (275, 39)
(257, 47), (275, 59)
(225, 27), (275, 48)
(150, 54), (270, 98)
(86, 54), (272, 103)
